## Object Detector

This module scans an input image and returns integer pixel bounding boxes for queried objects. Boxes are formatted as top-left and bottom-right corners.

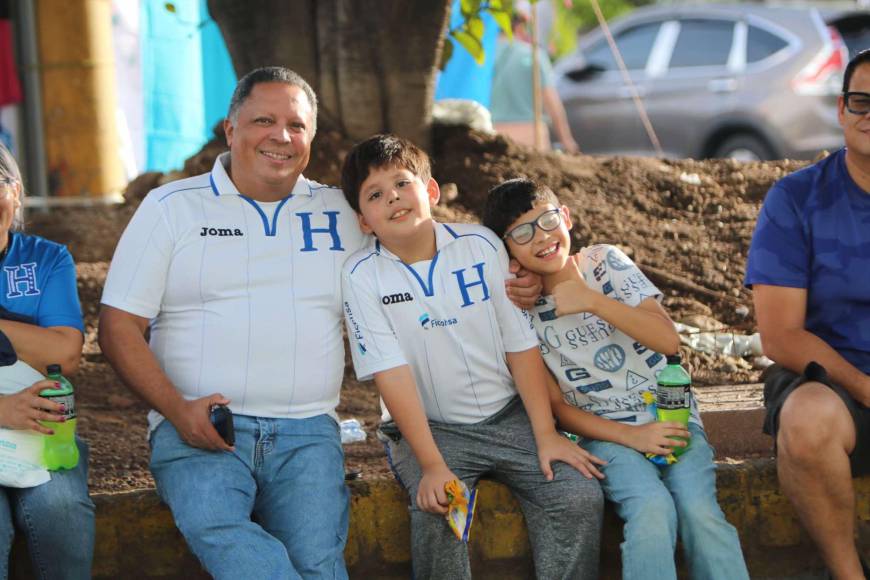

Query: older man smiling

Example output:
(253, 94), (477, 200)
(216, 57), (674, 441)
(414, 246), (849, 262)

(98, 67), (365, 579)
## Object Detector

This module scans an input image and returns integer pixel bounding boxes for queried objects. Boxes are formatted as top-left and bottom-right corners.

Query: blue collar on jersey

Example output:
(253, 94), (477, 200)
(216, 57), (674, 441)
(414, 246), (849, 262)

(208, 152), (313, 199)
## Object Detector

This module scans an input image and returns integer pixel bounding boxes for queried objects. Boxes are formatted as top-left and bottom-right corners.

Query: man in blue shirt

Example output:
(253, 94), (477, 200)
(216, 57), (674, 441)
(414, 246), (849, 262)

(745, 49), (870, 579)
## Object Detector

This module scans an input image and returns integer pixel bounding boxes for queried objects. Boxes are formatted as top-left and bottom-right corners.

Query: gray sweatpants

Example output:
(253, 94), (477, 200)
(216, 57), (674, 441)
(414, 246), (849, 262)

(383, 397), (603, 580)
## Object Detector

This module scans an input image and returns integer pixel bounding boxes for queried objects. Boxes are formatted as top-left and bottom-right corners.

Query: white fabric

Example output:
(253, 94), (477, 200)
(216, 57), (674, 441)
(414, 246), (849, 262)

(102, 153), (366, 431)
(531, 244), (701, 425)
(0, 361), (50, 487)
(0, 360), (45, 395)
(342, 222), (539, 424)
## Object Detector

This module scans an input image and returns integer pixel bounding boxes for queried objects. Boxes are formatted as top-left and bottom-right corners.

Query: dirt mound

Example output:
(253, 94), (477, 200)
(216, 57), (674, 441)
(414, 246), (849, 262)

(25, 126), (805, 492)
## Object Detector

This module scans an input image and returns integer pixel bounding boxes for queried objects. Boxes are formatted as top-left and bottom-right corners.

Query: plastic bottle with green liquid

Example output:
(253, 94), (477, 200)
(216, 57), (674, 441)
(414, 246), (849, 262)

(39, 364), (79, 470)
(655, 354), (692, 457)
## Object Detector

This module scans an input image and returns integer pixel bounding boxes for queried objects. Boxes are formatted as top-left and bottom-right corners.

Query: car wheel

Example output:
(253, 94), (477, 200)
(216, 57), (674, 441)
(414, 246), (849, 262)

(712, 134), (775, 161)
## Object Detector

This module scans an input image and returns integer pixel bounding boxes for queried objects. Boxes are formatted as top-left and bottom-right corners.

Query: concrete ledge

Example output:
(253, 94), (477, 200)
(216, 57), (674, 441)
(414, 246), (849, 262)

(10, 458), (870, 579)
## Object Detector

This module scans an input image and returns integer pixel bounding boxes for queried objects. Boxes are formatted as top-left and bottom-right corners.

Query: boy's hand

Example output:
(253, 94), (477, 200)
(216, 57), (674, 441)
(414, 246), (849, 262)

(537, 431), (606, 481)
(417, 463), (459, 514)
(625, 421), (690, 455)
(506, 259), (542, 310)
(552, 255), (599, 316)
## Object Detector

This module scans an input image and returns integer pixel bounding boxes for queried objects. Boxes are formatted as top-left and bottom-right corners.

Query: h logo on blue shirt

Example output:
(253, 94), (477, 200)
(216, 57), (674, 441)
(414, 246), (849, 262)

(297, 211), (345, 252)
(452, 262), (490, 308)
(5, 263), (40, 298)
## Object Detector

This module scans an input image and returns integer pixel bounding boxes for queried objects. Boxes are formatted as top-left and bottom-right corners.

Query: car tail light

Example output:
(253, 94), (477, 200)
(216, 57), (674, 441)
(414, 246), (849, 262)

(792, 26), (848, 95)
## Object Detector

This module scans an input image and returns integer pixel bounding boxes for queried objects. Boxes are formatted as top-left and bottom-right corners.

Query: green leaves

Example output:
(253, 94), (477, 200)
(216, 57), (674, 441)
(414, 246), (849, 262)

(439, 38), (454, 71)
(442, 0), (529, 68)
(451, 30), (484, 64)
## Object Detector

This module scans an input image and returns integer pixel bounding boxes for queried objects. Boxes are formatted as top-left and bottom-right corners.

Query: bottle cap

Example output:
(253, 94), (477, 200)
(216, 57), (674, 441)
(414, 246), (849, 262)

(666, 354), (682, 365)
(46, 364), (62, 375)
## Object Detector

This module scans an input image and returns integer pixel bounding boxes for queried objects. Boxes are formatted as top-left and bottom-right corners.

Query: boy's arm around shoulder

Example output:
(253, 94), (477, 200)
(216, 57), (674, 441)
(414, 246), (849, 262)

(552, 253), (680, 355)
(506, 348), (605, 480)
(373, 365), (458, 515)
(475, 223), (542, 310)
(545, 373), (689, 456)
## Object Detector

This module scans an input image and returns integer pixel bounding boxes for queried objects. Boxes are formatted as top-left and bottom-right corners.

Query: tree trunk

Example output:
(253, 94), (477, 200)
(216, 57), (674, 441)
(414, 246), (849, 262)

(207, 0), (451, 150)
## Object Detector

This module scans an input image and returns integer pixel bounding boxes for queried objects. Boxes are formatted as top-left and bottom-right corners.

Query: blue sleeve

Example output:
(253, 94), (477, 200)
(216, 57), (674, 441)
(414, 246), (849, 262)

(36, 247), (84, 333)
(745, 181), (809, 289)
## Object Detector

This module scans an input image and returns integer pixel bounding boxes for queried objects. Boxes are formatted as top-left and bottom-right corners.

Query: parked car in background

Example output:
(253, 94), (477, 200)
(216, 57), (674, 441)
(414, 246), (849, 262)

(554, 3), (870, 160)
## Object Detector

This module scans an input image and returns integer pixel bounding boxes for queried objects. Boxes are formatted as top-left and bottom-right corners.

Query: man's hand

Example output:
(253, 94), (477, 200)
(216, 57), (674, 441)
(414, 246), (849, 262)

(552, 255), (599, 316)
(506, 259), (543, 310)
(536, 431), (606, 480)
(417, 462), (459, 514)
(0, 380), (66, 434)
(623, 421), (690, 456)
(166, 394), (234, 452)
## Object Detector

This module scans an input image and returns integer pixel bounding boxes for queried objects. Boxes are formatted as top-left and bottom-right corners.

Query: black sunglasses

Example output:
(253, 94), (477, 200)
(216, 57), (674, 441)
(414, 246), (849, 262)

(844, 91), (870, 115)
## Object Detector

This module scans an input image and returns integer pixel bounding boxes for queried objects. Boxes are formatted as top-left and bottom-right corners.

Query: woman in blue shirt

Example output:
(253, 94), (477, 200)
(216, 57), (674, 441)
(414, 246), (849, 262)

(0, 143), (94, 579)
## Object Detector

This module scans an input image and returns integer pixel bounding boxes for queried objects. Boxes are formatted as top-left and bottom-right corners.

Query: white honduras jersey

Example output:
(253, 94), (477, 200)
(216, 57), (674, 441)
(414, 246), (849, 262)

(342, 222), (539, 425)
(102, 154), (366, 431)
(531, 244), (700, 426)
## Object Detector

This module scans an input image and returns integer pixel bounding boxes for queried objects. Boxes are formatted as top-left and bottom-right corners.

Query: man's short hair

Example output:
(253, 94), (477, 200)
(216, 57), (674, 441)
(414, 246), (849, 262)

(341, 134), (432, 213)
(482, 178), (561, 239)
(843, 49), (870, 93)
(227, 67), (318, 134)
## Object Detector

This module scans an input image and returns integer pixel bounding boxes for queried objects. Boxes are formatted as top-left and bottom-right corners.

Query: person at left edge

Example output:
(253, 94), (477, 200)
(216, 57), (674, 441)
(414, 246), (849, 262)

(0, 142), (94, 580)
(98, 66), (542, 579)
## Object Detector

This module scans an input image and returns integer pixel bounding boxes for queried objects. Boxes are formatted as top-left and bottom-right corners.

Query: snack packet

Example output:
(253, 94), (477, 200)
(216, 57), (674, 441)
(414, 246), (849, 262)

(444, 479), (477, 542)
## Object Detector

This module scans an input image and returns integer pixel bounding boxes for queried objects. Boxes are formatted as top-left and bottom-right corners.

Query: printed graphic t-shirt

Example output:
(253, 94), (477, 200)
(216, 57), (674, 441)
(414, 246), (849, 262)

(531, 244), (700, 425)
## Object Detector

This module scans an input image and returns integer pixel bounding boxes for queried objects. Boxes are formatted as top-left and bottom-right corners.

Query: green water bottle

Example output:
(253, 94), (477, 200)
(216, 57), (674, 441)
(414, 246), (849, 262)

(655, 354), (691, 457)
(39, 364), (79, 470)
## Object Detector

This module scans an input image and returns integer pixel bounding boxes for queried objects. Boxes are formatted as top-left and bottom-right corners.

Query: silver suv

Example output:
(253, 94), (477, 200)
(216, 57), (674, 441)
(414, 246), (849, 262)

(554, 4), (870, 160)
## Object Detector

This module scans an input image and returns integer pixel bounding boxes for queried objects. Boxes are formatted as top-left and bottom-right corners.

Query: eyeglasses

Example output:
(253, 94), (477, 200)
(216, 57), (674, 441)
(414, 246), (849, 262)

(503, 208), (563, 245)
(844, 91), (870, 115)
(0, 178), (16, 198)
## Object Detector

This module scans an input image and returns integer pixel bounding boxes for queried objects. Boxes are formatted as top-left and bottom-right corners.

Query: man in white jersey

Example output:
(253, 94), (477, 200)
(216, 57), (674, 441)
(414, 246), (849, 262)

(98, 67), (365, 579)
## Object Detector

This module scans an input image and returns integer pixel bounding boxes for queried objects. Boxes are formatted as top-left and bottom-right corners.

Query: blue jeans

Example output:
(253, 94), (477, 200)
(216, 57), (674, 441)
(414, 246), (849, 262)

(0, 438), (95, 580)
(584, 423), (749, 580)
(150, 415), (349, 580)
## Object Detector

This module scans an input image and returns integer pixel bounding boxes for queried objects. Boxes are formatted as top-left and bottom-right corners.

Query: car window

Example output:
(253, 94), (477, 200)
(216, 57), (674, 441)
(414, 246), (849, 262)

(746, 25), (788, 63)
(833, 15), (870, 59)
(668, 19), (734, 68)
(585, 22), (662, 71)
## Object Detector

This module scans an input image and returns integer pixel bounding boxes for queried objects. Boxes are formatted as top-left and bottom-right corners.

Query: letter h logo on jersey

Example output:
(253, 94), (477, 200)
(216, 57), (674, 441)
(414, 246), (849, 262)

(452, 262), (490, 308)
(297, 212), (345, 252)
(5, 263), (40, 298)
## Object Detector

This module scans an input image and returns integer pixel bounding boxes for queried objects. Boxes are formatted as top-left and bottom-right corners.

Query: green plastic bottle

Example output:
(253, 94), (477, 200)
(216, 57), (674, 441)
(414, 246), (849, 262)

(655, 354), (692, 457)
(39, 364), (79, 470)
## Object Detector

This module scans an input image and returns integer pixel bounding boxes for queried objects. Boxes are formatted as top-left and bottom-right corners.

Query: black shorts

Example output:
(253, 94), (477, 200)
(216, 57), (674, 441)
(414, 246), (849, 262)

(763, 361), (870, 476)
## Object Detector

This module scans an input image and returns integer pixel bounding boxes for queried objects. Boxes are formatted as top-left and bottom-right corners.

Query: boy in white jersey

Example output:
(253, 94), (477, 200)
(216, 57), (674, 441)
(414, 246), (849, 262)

(340, 135), (604, 580)
(483, 178), (749, 580)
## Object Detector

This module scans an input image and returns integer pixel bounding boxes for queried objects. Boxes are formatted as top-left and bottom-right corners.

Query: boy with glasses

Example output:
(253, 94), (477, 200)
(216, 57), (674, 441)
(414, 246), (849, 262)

(484, 178), (749, 580)
(340, 135), (604, 580)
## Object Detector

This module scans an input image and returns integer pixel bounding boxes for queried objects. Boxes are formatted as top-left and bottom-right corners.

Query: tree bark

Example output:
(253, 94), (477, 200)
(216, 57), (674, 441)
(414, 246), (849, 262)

(207, 0), (451, 149)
